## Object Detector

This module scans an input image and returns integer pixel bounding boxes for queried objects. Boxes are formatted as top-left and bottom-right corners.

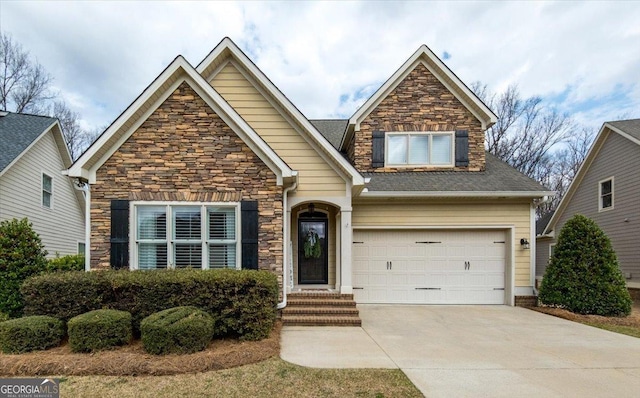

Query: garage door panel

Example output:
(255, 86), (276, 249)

(353, 229), (506, 305)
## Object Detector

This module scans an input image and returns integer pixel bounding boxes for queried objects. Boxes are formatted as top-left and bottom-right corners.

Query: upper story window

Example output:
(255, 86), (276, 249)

(385, 132), (453, 166)
(134, 203), (239, 270)
(599, 177), (614, 211)
(42, 173), (53, 208)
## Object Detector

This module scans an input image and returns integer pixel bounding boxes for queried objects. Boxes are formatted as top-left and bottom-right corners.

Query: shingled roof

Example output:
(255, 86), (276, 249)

(309, 119), (348, 150)
(362, 153), (548, 193)
(0, 111), (57, 173)
(608, 118), (640, 142)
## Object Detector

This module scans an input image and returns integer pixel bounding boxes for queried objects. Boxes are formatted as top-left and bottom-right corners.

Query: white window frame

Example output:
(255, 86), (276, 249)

(385, 131), (455, 167)
(598, 177), (614, 212)
(549, 243), (556, 260)
(42, 172), (53, 209)
(130, 202), (241, 270)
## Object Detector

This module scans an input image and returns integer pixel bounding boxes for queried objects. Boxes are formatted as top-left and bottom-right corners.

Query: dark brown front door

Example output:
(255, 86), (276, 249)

(298, 212), (328, 284)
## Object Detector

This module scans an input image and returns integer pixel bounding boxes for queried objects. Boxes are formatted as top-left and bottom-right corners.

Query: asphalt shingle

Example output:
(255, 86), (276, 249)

(310, 119), (348, 150)
(608, 118), (640, 142)
(0, 111), (57, 173)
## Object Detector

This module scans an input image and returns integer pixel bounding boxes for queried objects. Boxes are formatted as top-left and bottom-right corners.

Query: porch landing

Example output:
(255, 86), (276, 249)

(282, 291), (361, 326)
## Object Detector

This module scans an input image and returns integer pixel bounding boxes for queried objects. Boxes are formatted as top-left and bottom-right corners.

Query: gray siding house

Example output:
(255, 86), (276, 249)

(537, 119), (640, 290)
(0, 111), (85, 256)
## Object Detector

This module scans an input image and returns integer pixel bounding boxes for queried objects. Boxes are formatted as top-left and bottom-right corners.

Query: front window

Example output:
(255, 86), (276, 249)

(599, 178), (614, 211)
(42, 173), (53, 208)
(134, 203), (238, 270)
(386, 132), (453, 166)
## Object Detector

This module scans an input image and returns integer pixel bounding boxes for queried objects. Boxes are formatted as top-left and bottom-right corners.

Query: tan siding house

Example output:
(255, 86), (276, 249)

(538, 120), (640, 289)
(66, 37), (550, 311)
(0, 112), (85, 257)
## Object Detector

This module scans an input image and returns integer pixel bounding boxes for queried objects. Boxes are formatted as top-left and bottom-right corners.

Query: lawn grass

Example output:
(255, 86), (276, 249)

(59, 357), (423, 398)
(583, 322), (640, 338)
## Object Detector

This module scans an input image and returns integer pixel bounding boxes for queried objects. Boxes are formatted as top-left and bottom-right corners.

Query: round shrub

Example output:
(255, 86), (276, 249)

(0, 315), (65, 353)
(539, 214), (632, 316)
(46, 254), (85, 272)
(68, 309), (132, 352)
(0, 218), (48, 318)
(141, 306), (214, 355)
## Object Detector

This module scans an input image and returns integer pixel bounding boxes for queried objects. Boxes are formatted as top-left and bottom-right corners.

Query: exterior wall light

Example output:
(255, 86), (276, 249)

(520, 238), (530, 249)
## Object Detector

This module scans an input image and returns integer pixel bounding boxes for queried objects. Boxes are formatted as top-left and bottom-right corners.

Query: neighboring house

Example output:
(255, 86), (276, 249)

(66, 37), (550, 307)
(0, 111), (85, 256)
(537, 119), (640, 290)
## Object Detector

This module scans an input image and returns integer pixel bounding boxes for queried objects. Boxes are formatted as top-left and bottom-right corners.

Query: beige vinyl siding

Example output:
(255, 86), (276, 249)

(0, 131), (85, 256)
(555, 132), (640, 281)
(352, 200), (532, 286)
(210, 63), (346, 197)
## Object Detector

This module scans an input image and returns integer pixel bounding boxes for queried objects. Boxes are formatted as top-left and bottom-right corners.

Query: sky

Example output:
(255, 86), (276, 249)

(1, 1), (639, 134)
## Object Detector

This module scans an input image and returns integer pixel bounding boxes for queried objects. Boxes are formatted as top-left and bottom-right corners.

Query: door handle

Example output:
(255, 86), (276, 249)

(386, 261), (389, 270)
(390, 261), (392, 270)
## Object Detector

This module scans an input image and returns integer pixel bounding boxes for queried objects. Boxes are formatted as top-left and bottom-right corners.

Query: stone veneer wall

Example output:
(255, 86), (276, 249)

(351, 63), (485, 173)
(91, 82), (283, 279)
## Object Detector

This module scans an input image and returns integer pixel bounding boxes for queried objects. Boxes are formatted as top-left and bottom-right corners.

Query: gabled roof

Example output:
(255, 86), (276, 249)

(344, 44), (497, 150)
(196, 38), (364, 188)
(359, 152), (552, 198)
(536, 211), (555, 236)
(0, 111), (70, 177)
(310, 119), (348, 151)
(67, 55), (295, 185)
(543, 118), (640, 235)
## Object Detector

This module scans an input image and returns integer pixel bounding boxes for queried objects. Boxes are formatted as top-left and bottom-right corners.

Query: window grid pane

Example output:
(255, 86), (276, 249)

(409, 135), (429, 164)
(208, 208), (236, 240)
(431, 135), (452, 164)
(388, 135), (408, 164)
(174, 208), (201, 240)
(174, 243), (202, 268)
(139, 243), (168, 269)
(601, 180), (613, 209)
(209, 244), (236, 269)
(138, 207), (167, 240)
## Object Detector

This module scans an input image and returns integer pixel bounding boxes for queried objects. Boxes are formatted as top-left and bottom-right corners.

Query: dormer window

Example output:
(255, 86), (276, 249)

(385, 132), (453, 166)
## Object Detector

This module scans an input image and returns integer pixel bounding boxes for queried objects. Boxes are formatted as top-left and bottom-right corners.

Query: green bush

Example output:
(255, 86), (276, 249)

(539, 214), (632, 316)
(141, 306), (214, 355)
(22, 269), (278, 340)
(0, 312), (8, 322)
(22, 271), (112, 321)
(67, 309), (132, 352)
(46, 254), (85, 272)
(0, 218), (48, 318)
(0, 315), (64, 353)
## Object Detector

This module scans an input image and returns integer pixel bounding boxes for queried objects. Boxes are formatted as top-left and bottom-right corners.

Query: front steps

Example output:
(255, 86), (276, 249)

(282, 291), (361, 326)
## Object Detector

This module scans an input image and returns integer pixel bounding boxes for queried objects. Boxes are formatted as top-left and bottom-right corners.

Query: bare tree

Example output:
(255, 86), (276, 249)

(50, 101), (86, 159)
(0, 33), (53, 113)
(472, 82), (594, 217)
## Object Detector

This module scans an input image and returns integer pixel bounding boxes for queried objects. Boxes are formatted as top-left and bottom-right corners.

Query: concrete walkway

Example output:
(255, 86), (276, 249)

(281, 305), (640, 397)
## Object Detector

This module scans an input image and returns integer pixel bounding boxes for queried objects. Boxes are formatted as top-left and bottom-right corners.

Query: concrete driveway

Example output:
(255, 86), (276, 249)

(281, 305), (640, 397)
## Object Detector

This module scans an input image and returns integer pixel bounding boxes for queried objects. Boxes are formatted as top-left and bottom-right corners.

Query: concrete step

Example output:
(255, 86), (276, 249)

(282, 315), (362, 327)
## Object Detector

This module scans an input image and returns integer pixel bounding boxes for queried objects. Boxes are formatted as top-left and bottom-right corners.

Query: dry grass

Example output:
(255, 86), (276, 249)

(59, 357), (422, 398)
(0, 323), (281, 376)
(532, 302), (640, 338)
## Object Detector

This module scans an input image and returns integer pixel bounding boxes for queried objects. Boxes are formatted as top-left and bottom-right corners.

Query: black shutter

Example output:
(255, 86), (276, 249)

(455, 130), (469, 167)
(372, 130), (385, 168)
(241, 201), (259, 270)
(110, 200), (129, 269)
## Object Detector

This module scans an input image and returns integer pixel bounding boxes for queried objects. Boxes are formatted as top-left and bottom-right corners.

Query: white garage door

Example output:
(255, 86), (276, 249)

(353, 230), (506, 304)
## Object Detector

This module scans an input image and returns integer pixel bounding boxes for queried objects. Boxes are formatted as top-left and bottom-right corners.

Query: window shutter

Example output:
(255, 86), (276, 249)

(372, 131), (385, 168)
(110, 200), (129, 269)
(241, 201), (259, 270)
(455, 130), (469, 167)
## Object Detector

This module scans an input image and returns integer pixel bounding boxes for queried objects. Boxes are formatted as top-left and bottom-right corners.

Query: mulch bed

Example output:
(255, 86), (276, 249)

(531, 303), (640, 328)
(0, 322), (281, 376)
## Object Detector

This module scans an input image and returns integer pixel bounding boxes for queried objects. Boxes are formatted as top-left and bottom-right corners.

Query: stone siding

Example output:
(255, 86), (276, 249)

(91, 82), (283, 279)
(350, 63), (485, 173)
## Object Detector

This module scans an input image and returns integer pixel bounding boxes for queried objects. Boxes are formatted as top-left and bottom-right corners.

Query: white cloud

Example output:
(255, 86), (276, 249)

(2, 1), (639, 132)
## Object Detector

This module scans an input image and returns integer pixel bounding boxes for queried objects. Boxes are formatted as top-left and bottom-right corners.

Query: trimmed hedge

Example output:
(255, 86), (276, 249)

(22, 271), (112, 321)
(141, 306), (214, 355)
(46, 254), (85, 272)
(0, 315), (65, 353)
(22, 269), (278, 340)
(68, 309), (132, 352)
(539, 214), (632, 316)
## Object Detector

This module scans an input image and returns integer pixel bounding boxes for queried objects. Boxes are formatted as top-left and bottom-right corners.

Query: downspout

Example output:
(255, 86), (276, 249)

(277, 177), (298, 310)
(73, 179), (91, 271)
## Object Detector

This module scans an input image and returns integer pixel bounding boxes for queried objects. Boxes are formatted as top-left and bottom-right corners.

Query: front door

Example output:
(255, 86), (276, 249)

(298, 212), (328, 284)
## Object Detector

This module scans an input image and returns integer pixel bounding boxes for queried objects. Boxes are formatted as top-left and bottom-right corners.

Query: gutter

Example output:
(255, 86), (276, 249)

(277, 176), (298, 310)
